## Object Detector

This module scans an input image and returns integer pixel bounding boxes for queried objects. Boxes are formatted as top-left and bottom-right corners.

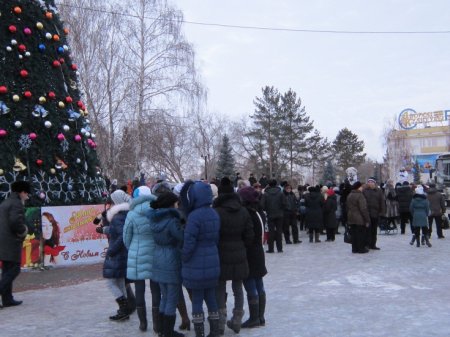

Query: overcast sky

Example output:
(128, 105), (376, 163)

(174, 0), (450, 161)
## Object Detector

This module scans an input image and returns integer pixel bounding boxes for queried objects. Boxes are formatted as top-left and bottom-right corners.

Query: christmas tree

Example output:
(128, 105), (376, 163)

(0, 0), (106, 206)
(215, 134), (235, 179)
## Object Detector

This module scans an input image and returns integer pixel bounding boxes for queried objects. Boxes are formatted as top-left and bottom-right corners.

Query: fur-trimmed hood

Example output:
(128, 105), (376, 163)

(107, 202), (130, 222)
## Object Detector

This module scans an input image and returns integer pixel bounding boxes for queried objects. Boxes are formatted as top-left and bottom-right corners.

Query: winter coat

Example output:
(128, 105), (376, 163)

(181, 181), (221, 290)
(427, 188), (446, 216)
(396, 185), (413, 213)
(243, 204), (267, 279)
(150, 208), (184, 284)
(123, 194), (157, 281)
(384, 184), (399, 218)
(363, 187), (386, 218)
(214, 193), (254, 281)
(103, 203), (130, 279)
(261, 187), (286, 220)
(0, 192), (28, 263)
(283, 191), (298, 214)
(304, 191), (324, 229)
(346, 190), (370, 226)
(323, 194), (338, 229)
(409, 195), (430, 227)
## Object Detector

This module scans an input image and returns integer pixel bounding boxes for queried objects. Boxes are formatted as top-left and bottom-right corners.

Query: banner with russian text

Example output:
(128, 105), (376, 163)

(41, 204), (108, 266)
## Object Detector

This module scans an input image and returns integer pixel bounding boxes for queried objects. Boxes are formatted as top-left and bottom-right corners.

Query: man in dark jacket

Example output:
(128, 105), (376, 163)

(261, 179), (286, 253)
(0, 181), (30, 307)
(283, 184), (300, 244)
(363, 177), (385, 250)
(347, 182), (371, 254)
(396, 181), (413, 234)
(427, 183), (446, 239)
(258, 174), (268, 189)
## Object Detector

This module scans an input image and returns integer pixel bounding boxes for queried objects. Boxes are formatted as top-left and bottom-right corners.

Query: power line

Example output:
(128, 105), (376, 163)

(56, 2), (450, 35)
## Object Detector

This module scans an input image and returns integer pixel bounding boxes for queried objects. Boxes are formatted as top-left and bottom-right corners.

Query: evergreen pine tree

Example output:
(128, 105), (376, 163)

(215, 134), (235, 179)
(0, 1), (106, 205)
(332, 128), (366, 174)
(413, 161), (421, 184)
(321, 160), (336, 185)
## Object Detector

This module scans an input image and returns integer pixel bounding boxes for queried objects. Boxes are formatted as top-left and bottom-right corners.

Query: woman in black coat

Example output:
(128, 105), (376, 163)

(323, 189), (338, 242)
(305, 186), (325, 243)
(238, 187), (268, 329)
(213, 178), (254, 334)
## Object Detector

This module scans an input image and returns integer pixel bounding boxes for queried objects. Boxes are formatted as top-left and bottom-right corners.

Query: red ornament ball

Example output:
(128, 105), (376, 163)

(20, 70), (29, 78)
(36, 159), (43, 166)
(9, 25), (17, 33)
(13, 6), (22, 14)
(59, 57), (65, 64)
(0, 86), (7, 94)
(65, 96), (73, 103)
(23, 91), (32, 98)
(45, 12), (53, 19)
(52, 60), (61, 67)
(48, 91), (56, 99)
(76, 101), (84, 108)
(53, 34), (60, 41)
(18, 44), (26, 52)
(70, 64), (78, 71)
(29, 132), (37, 140)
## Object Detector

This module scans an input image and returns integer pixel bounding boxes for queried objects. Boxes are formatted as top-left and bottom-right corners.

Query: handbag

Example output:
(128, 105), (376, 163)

(344, 225), (352, 244)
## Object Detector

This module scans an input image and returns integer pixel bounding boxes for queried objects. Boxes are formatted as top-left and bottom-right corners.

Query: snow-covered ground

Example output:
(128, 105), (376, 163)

(3, 230), (450, 337)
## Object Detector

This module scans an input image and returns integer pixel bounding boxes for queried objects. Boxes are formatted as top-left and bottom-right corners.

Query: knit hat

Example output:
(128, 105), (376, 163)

(367, 177), (377, 184)
(327, 188), (335, 196)
(132, 186), (152, 198)
(11, 181), (31, 193)
(210, 183), (218, 199)
(352, 181), (363, 190)
(110, 189), (131, 205)
(172, 183), (184, 196)
(150, 191), (179, 209)
(151, 181), (172, 196)
(218, 177), (234, 194)
(238, 186), (259, 203)
(415, 185), (425, 195)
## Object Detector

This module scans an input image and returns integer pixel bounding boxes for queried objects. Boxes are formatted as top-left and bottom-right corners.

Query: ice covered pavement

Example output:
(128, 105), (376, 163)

(2, 231), (450, 337)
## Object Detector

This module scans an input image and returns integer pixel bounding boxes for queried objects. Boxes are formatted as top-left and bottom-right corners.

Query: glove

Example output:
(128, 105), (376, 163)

(95, 226), (104, 234)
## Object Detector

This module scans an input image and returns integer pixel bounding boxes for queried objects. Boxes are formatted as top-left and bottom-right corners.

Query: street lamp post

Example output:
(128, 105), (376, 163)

(201, 154), (209, 180)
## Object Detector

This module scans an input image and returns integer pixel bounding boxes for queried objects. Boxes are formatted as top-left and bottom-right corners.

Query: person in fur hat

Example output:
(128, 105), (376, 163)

(0, 181), (30, 307)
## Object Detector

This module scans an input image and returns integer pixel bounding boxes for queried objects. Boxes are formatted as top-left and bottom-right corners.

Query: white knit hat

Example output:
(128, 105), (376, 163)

(415, 185), (425, 195)
(133, 186), (152, 198)
(110, 189), (131, 205)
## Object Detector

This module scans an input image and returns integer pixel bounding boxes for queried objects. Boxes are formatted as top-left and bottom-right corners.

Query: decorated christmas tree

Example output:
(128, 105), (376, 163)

(0, 0), (106, 206)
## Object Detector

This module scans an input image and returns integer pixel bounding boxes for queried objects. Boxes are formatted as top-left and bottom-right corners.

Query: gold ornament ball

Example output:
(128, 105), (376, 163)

(39, 96), (46, 104)
(13, 94), (20, 102)
(0, 169), (4, 175)
(58, 101), (65, 108)
(50, 168), (56, 174)
(36, 22), (44, 30)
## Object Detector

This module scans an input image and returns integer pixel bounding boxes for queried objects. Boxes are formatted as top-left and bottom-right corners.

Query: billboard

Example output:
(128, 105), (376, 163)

(41, 204), (108, 266)
(412, 154), (439, 174)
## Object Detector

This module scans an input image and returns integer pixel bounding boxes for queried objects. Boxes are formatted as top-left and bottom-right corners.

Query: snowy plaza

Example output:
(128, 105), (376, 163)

(2, 231), (450, 337)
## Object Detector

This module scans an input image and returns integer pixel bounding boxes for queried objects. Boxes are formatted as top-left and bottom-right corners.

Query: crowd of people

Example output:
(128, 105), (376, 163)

(0, 171), (448, 336)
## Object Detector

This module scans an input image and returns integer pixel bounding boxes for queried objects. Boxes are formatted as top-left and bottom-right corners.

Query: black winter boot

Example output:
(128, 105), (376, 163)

(126, 284), (136, 314)
(409, 235), (415, 245)
(137, 306), (147, 331)
(425, 235), (432, 247)
(207, 312), (220, 337)
(193, 313), (205, 337)
(226, 309), (244, 333)
(241, 296), (260, 328)
(152, 307), (162, 335)
(315, 232), (321, 243)
(163, 314), (185, 337)
(416, 235), (421, 247)
(259, 293), (266, 326)
(109, 296), (130, 321)
(309, 231), (314, 243)
(421, 235), (425, 246)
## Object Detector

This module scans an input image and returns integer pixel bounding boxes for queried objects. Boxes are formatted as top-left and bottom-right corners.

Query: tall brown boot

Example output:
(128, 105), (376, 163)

(177, 294), (191, 331)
